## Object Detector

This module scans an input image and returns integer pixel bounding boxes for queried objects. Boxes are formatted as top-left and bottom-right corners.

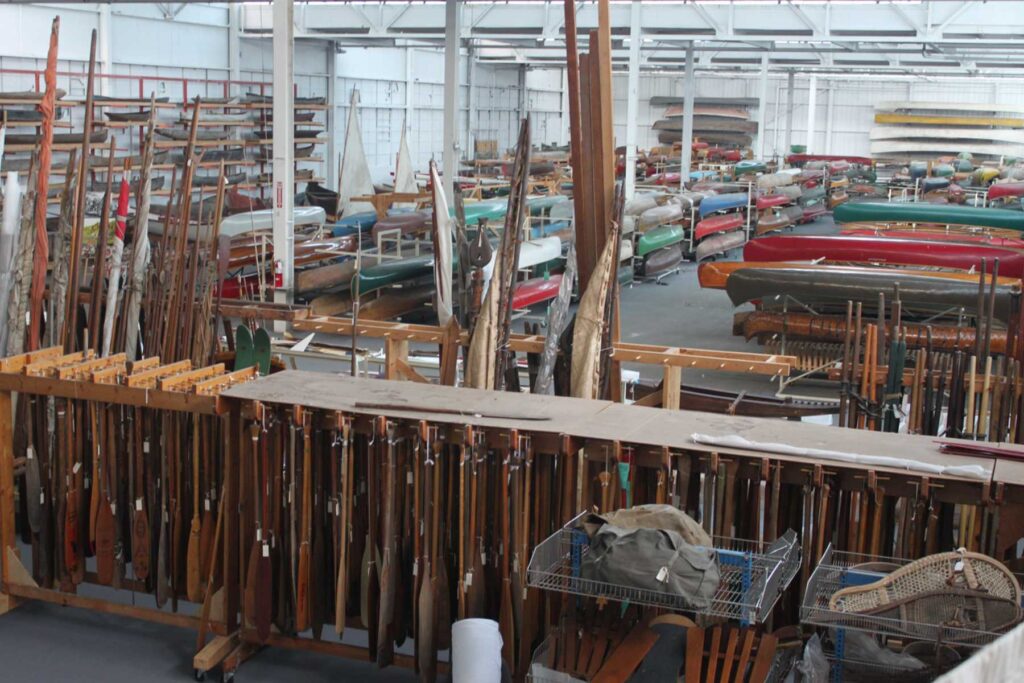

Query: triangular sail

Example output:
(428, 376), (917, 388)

(337, 89), (375, 217)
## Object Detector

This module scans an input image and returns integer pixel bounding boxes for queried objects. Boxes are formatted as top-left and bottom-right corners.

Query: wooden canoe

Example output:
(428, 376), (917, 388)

(695, 213), (745, 241)
(694, 231), (746, 262)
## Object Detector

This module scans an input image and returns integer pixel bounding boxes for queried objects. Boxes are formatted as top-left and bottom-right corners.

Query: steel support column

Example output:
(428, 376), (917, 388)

(756, 53), (769, 159)
(405, 45), (416, 163)
(825, 82), (835, 154)
(326, 41), (337, 189)
(442, 0), (461, 201)
(228, 4), (241, 95)
(679, 42), (696, 189)
(97, 4), (112, 96)
(272, 0), (295, 306)
(623, 1), (642, 200)
(784, 70), (795, 155)
(805, 74), (817, 153)
(466, 47), (476, 160)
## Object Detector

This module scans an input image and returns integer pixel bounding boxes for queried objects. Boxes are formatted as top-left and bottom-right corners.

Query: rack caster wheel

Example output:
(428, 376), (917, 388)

(193, 669), (206, 682)
(221, 672), (235, 683)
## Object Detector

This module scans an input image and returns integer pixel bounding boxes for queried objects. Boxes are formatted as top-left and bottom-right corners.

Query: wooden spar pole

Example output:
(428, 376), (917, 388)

(562, 0), (590, 289)
(27, 17), (59, 353)
(64, 29), (98, 352)
(88, 140), (116, 354)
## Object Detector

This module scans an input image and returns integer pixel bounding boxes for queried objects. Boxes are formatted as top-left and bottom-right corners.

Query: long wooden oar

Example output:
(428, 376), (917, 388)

(334, 414), (352, 635)
(186, 417), (203, 601)
(376, 420), (398, 666)
(296, 409), (313, 632)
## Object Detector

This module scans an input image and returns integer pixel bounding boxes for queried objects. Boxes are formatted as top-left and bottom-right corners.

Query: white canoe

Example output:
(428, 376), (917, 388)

(871, 126), (1024, 145)
(875, 101), (1024, 115)
(870, 141), (1024, 158)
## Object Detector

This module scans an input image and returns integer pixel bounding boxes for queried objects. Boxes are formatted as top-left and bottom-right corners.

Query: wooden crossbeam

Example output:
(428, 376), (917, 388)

(0, 346), (62, 373)
(124, 359), (192, 388)
(24, 350), (94, 377)
(56, 353), (127, 380)
(293, 316), (794, 377)
(159, 364), (226, 392)
(193, 366), (258, 396)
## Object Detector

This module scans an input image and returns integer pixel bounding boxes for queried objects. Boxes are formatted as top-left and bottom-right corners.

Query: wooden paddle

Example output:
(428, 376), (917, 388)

(294, 409), (313, 632)
(95, 403), (116, 586)
(376, 419), (398, 666)
(334, 414), (352, 635)
(417, 424), (437, 680)
(499, 430), (516, 671)
(186, 417), (203, 601)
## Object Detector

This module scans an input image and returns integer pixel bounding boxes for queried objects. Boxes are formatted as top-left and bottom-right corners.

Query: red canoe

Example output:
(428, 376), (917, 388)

(988, 183), (1024, 201)
(785, 153), (872, 166)
(756, 194), (792, 210)
(744, 234), (1024, 278)
(695, 213), (746, 241)
(841, 229), (1024, 251)
(513, 274), (563, 309)
(802, 205), (828, 223)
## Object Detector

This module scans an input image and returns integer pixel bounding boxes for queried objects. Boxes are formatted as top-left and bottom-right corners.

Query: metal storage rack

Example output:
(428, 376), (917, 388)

(802, 544), (1023, 682)
(526, 512), (801, 625)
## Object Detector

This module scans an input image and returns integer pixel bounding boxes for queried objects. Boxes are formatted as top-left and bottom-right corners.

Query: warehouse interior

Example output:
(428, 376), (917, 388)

(1, 1), (1024, 682)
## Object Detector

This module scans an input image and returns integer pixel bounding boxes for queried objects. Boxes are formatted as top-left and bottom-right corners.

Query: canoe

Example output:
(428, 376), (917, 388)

(932, 164), (955, 178)
(921, 178), (950, 193)
(754, 212), (791, 236)
(834, 202), (1024, 231)
(694, 230), (745, 262)
(624, 194), (663, 216)
(8, 130), (108, 145)
(356, 255), (434, 295)
(734, 160), (766, 175)
(526, 195), (568, 216)
(989, 183), (1024, 201)
(756, 194), (792, 210)
(870, 126), (1024, 145)
(519, 236), (562, 270)
(652, 117), (757, 134)
(218, 207), (326, 238)
(699, 192), (748, 218)
(228, 235), (356, 270)
(639, 243), (683, 277)
(871, 141), (1024, 158)
(630, 380), (838, 418)
(638, 203), (685, 230)
(695, 213), (745, 241)
(664, 105), (751, 120)
(785, 153), (872, 166)
(725, 266), (1019, 319)
(698, 261), (1020, 290)
(744, 234), (1024, 278)
(371, 211), (431, 240)
(840, 228), (1024, 251)
(332, 211), (379, 237)
(513, 274), (563, 310)
(781, 205), (804, 225)
(756, 173), (795, 190)
(106, 111), (150, 123)
(461, 198), (507, 226)
(636, 224), (685, 257)
(620, 238), (634, 263)
(973, 169), (1001, 185)
(802, 205), (828, 222)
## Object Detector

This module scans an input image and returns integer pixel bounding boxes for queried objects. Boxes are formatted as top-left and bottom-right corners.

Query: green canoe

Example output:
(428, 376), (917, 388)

(355, 254), (434, 295)
(834, 202), (1024, 231)
(459, 198), (508, 226)
(526, 195), (568, 216)
(932, 163), (955, 178)
(636, 224), (685, 257)
(734, 160), (766, 175)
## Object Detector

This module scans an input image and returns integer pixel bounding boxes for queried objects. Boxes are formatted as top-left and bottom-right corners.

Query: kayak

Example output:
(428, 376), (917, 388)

(695, 213), (745, 241)
(513, 274), (563, 309)
(636, 224), (685, 257)
(725, 266), (1019, 319)
(744, 234), (1024, 278)
(699, 192), (748, 218)
(833, 202), (1024, 231)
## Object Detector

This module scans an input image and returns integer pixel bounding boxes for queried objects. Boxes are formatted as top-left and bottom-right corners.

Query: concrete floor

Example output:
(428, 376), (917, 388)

(0, 215), (839, 681)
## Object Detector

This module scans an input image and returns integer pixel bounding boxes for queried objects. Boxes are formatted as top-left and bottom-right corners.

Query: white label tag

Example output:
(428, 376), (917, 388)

(72, 462), (81, 475)
(204, 499), (211, 511)
(262, 543), (270, 558)
(513, 557), (520, 573)
(465, 572), (473, 588)
(40, 491), (45, 504)
(136, 498), (143, 512)
(143, 440), (150, 454)
(256, 529), (262, 541)
(656, 566), (670, 584)
(407, 471), (413, 486)
(412, 561), (418, 577)
(481, 552), (487, 567)
(110, 503), (116, 516)
(26, 446), (34, 460)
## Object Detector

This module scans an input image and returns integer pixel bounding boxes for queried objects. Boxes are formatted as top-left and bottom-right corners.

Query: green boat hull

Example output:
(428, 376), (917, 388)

(356, 255), (434, 294)
(834, 202), (1024, 231)
(734, 160), (766, 175)
(458, 198), (508, 225)
(636, 224), (685, 257)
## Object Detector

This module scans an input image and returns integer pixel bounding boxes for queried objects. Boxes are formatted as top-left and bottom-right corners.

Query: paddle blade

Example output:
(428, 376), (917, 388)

(296, 544), (311, 632)
(131, 508), (151, 581)
(186, 519), (202, 602)
(95, 502), (116, 586)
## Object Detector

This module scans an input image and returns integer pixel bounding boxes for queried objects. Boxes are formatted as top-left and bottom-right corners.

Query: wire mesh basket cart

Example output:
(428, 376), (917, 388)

(526, 512), (801, 624)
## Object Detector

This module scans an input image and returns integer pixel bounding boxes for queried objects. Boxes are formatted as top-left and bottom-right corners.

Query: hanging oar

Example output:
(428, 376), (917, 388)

(101, 169), (130, 357)
(186, 417), (203, 602)
(499, 430), (517, 671)
(376, 420), (399, 666)
(570, 220), (620, 399)
(429, 160), (453, 327)
(120, 96), (156, 360)
(334, 413), (352, 635)
(296, 409), (313, 631)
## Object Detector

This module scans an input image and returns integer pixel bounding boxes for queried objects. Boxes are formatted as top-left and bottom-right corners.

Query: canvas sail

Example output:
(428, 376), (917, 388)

(337, 89), (376, 217)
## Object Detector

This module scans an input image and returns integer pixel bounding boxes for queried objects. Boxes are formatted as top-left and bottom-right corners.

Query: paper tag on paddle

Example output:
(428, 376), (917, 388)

(84, 477), (90, 489)
(26, 446), (33, 460)
(513, 557), (520, 573)
(257, 529), (262, 541)
(413, 561), (418, 577)
(73, 462), (81, 475)
(407, 471), (413, 485)
(464, 572), (472, 587)
(40, 491), (45, 505)
(136, 498), (143, 512)
(164, 510), (169, 523)
(262, 543), (270, 558)
(656, 566), (670, 584)
(481, 552), (487, 567)
(111, 503), (117, 516)
(144, 440), (150, 454)
(205, 499), (211, 511)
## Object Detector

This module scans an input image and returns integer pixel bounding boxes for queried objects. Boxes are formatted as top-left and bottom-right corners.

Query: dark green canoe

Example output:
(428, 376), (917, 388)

(459, 198), (508, 225)
(636, 224), (685, 257)
(734, 160), (766, 175)
(834, 202), (1024, 231)
(355, 254), (434, 295)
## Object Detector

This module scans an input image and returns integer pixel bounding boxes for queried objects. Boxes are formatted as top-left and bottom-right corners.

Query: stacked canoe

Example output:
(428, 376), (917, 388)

(650, 97), (759, 148)
(871, 102), (1024, 160)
